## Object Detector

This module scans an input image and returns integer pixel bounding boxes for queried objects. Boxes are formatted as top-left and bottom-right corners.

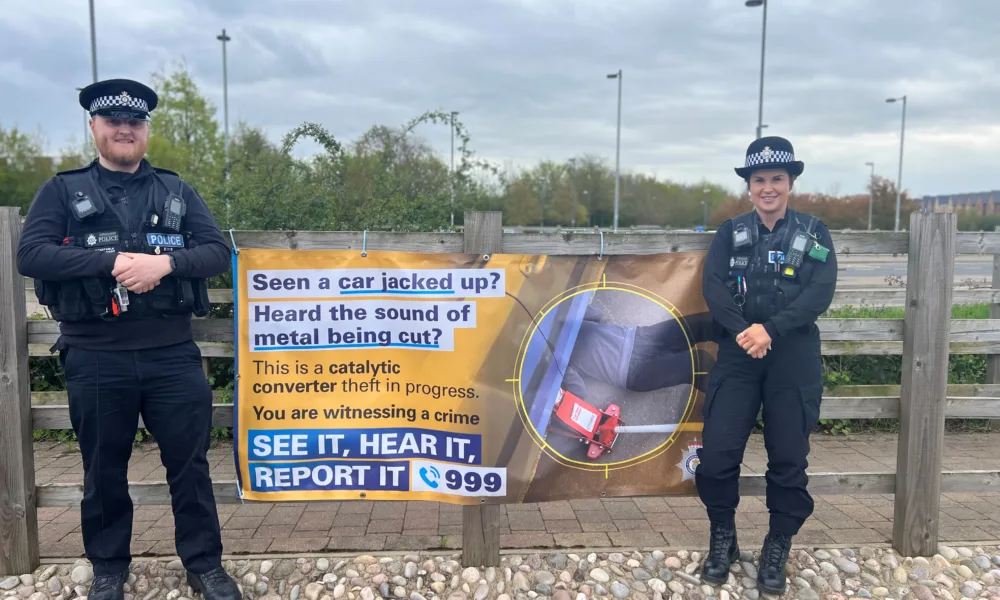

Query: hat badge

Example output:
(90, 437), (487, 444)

(118, 91), (131, 104)
(760, 146), (773, 161)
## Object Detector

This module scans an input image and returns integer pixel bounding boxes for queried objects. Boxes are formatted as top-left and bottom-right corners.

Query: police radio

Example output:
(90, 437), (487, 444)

(161, 193), (186, 232)
(782, 231), (811, 278)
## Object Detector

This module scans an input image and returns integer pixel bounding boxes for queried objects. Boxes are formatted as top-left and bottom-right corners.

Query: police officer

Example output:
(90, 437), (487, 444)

(695, 136), (837, 596)
(16, 79), (239, 600)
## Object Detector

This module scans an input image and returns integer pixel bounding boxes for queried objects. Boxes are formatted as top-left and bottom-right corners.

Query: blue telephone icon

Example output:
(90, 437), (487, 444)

(419, 466), (440, 488)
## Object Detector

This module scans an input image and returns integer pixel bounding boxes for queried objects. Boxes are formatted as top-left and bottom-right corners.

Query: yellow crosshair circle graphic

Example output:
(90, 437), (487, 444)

(510, 281), (700, 473)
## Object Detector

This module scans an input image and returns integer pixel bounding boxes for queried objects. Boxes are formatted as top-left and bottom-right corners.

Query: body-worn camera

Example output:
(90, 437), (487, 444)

(70, 192), (101, 220)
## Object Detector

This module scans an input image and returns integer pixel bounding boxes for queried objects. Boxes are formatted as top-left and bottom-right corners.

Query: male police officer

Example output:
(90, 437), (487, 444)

(695, 137), (837, 596)
(16, 79), (239, 600)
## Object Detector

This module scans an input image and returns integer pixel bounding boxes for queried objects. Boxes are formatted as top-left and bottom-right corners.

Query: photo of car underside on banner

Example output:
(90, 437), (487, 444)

(514, 284), (715, 470)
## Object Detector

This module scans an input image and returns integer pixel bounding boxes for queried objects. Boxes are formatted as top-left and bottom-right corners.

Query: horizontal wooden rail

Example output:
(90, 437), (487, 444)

(28, 384), (1000, 428)
(217, 229), (1000, 255)
(32, 469), (1000, 507)
(25, 341), (1000, 357)
(25, 318), (1000, 357)
(176, 288), (998, 307)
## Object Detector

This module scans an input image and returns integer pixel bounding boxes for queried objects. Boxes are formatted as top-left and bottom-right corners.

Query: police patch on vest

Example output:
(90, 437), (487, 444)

(146, 233), (184, 248)
(84, 231), (119, 247)
(730, 256), (749, 269)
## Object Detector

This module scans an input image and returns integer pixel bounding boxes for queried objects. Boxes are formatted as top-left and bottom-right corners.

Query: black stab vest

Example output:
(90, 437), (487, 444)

(726, 208), (819, 327)
(33, 164), (211, 323)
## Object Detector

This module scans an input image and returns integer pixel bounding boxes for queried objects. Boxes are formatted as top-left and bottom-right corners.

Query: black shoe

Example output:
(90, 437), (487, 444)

(88, 571), (126, 600)
(757, 531), (793, 595)
(187, 567), (241, 600)
(701, 520), (739, 585)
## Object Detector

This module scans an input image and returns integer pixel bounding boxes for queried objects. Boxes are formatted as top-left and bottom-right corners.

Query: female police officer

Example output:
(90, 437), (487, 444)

(695, 136), (837, 595)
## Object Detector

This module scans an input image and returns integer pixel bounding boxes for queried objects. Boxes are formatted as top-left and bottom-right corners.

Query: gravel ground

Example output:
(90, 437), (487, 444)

(4, 545), (1000, 600)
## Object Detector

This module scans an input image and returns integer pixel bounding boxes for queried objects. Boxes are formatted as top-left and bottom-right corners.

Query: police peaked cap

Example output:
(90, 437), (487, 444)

(78, 78), (158, 121)
(734, 136), (805, 180)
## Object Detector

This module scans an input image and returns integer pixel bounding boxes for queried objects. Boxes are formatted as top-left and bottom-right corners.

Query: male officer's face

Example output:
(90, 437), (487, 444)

(748, 169), (792, 215)
(90, 115), (149, 168)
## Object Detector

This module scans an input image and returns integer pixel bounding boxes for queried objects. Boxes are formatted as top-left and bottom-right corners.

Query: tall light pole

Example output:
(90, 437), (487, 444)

(746, 0), (767, 139)
(450, 110), (457, 228)
(76, 86), (91, 161)
(865, 161), (875, 231)
(217, 29), (231, 170)
(886, 95), (907, 231)
(88, 0), (97, 82)
(607, 69), (622, 232)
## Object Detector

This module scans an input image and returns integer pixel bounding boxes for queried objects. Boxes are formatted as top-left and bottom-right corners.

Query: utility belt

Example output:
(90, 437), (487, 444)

(35, 267), (210, 323)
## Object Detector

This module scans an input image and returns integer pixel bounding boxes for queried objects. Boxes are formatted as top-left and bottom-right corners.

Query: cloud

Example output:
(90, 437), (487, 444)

(0, 0), (997, 198)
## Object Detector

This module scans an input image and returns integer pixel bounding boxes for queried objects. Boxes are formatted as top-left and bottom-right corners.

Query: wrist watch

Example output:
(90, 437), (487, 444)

(168, 255), (177, 272)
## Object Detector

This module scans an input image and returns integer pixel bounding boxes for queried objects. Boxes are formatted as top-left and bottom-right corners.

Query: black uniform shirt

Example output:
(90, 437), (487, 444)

(16, 159), (231, 350)
(702, 211), (838, 341)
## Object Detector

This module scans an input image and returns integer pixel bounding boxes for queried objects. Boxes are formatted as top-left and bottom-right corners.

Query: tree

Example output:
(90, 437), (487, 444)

(0, 126), (64, 212)
(145, 61), (225, 194)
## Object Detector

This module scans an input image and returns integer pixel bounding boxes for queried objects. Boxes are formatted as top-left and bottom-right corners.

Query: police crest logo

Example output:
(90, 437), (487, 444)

(677, 440), (701, 482)
(86, 234), (96, 246)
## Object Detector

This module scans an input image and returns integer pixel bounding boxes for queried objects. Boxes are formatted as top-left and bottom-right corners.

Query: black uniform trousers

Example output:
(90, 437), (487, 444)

(694, 325), (823, 536)
(60, 339), (223, 576)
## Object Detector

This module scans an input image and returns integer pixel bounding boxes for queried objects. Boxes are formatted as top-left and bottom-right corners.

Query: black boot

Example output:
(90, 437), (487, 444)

(701, 520), (739, 585)
(87, 571), (127, 600)
(757, 531), (793, 595)
(187, 567), (241, 600)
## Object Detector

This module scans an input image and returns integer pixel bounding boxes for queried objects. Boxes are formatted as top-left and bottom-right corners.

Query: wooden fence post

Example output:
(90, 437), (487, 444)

(461, 211), (503, 568)
(0, 207), (39, 576)
(987, 225), (1000, 431)
(892, 211), (956, 556)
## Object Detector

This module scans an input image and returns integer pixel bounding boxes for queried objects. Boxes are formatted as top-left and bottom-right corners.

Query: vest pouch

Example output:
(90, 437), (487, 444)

(34, 279), (60, 307)
(50, 280), (90, 321)
(190, 277), (211, 318)
(774, 278), (803, 314)
(140, 276), (195, 316)
(81, 278), (113, 320)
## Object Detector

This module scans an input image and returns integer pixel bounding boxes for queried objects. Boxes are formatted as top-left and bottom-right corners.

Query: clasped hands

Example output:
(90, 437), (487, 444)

(111, 253), (173, 294)
(737, 323), (771, 359)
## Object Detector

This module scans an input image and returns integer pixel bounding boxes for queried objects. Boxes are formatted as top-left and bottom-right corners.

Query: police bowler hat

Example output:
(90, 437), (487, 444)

(734, 136), (805, 180)
(78, 78), (159, 121)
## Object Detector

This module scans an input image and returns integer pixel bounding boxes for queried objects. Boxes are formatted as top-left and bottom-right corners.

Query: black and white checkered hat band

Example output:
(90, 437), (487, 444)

(745, 148), (795, 167)
(88, 93), (149, 113)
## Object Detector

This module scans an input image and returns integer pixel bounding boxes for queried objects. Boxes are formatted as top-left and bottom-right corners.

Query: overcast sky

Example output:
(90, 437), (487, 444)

(1, 0), (997, 198)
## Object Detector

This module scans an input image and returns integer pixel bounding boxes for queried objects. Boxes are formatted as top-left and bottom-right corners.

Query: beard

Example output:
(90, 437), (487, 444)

(95, 135), (147, 167)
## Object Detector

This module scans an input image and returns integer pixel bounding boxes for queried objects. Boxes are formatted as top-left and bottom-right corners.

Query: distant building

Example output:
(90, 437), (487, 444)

(922, 191), (1000, 214)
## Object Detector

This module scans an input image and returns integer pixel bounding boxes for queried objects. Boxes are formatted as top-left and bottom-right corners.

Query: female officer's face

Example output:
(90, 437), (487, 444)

(748, 168), (792, 216)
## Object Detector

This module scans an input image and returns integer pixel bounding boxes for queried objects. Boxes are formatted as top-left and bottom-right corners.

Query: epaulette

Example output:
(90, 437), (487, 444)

(152, 166), (180, 177)
(55, 161), (96, 177)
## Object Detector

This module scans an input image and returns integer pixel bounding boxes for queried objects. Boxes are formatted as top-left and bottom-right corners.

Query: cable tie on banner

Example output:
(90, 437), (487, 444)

(228, 228), (239, 254)
(361, 230), (368, 257)
(599, 230), (604, 260)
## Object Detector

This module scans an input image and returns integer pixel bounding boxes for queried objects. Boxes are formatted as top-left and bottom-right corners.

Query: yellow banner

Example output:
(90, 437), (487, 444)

(233, 249), (717, 504)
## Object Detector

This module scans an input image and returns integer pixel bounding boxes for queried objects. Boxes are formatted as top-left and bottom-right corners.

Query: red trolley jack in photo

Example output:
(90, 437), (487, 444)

(551, 389), (680, 460)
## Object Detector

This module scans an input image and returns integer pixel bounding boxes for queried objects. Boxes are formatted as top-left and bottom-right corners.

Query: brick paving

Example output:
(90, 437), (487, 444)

(32, 432), (1000, 558)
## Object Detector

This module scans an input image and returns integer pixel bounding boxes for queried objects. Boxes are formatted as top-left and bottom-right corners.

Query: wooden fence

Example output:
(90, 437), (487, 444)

(3, 207), (1000, 576)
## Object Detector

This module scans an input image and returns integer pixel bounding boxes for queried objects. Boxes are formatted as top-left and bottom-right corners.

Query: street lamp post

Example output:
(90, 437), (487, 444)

(217, 29), (231, 170)
(88, 0), (97, 83)
(865, 161), (875, 230)
(886, 95), (907, 231)
(450, 110), (458, 228)
(746, 0), (767, 139)
(607, 69), (622, 232)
